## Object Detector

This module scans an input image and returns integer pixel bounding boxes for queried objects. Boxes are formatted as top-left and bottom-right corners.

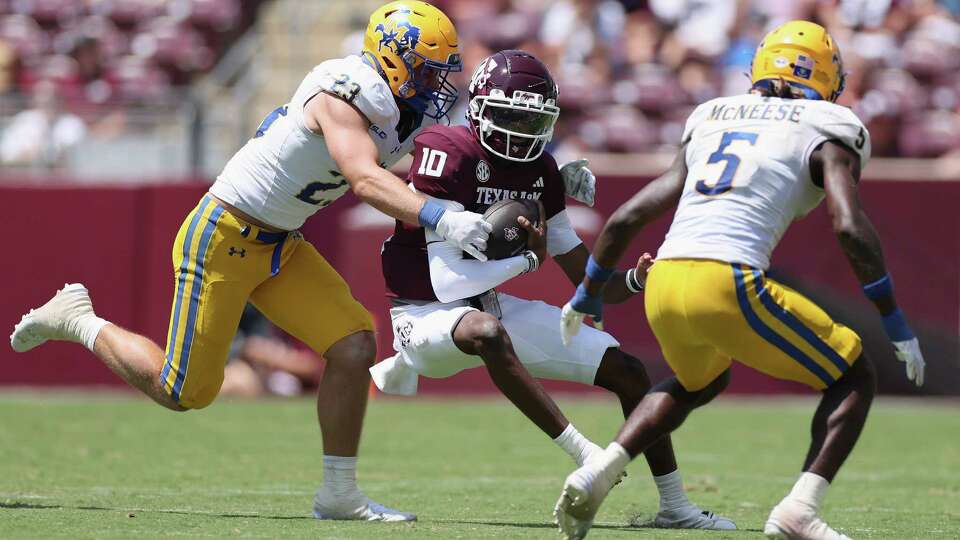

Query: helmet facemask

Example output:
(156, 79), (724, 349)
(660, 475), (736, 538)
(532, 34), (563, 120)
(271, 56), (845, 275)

(396, 49), (461, 120)
(469, 89), (559, 162)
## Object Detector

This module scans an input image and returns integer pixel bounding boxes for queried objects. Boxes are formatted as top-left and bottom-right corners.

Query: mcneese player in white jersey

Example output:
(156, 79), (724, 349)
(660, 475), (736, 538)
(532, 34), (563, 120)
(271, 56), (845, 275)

(554, 21), (927, 540)
(9, 1), (491, 522)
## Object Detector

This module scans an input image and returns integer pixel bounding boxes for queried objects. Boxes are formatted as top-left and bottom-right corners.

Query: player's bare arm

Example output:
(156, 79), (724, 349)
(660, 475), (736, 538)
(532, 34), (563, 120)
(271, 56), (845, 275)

(816, 140), (925, 385)
(816, 142), (888, 293)
(306, 92), (426, 225)
(307, 92), (492, 259)
(558, 147), (686, 343)
(554, 245), (652, 303)
(583, 146), (687, 296)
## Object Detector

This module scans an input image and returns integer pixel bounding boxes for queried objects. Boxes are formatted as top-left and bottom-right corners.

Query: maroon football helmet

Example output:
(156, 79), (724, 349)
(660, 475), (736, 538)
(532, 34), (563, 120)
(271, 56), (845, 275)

(466, 50), (559, 162)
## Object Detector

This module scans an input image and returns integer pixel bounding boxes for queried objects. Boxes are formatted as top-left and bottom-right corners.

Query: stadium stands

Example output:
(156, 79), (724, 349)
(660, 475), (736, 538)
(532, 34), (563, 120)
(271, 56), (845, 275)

(438, 0), (960, 159)
(0, 0), (257, 105)
(0, 0), (957, 175)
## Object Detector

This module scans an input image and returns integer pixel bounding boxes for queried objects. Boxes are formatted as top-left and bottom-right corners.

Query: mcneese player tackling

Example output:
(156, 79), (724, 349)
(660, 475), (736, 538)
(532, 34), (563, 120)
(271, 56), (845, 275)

(10, 1), (492, 522)
(372, 50), (735, 530)
(555, 21), (926, 540)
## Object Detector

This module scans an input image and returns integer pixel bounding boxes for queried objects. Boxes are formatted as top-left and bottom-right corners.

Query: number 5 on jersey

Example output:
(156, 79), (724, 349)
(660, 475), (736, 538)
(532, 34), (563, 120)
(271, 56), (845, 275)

(695, 131), (758, 196)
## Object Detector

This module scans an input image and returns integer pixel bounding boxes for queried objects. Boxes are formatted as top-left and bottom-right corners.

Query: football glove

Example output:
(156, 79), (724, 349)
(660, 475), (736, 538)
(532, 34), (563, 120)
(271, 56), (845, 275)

(560, 284), (603, 347)
(559, 158), (596, 207)
(880, 308), (925, 387)
(892, 338), (925, 387)
(436, 209), (493, 262)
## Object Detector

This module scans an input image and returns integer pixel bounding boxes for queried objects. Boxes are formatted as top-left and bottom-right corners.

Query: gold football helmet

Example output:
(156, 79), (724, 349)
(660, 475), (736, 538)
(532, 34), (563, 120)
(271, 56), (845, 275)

(751, 20), (845, 102)
(362, 1), (462, 119)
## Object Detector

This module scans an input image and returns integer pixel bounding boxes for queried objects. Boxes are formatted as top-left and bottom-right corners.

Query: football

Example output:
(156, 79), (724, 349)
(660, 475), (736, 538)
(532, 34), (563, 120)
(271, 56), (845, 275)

(482, 198), (540, 260)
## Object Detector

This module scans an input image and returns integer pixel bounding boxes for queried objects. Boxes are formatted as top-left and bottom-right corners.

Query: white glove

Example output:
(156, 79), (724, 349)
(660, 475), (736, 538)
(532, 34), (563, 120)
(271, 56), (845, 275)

(435, 209), (493, 262)
(559, 158), (596, 207)
(892, 338), (925, 387)
(560, 301), (586, 347)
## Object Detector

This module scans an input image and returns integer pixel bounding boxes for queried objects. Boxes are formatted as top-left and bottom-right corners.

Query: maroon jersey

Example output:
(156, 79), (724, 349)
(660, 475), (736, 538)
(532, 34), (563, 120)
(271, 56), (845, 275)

(382, 124), (566, 301)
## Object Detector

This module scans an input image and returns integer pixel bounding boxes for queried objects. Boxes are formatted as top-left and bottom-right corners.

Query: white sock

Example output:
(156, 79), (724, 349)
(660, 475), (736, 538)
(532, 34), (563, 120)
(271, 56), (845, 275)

(553, 423), (595, 465)
(653, 469), (692, 512)
(322, 455), (359, 496)
(787, 472), (830, 509)
(599, 442), (631, 478)
(78, 317), (109, 352)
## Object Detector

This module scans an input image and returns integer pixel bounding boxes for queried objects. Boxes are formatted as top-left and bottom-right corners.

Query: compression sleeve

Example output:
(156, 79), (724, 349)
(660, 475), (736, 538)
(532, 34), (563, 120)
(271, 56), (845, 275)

(423, 198), (528, 303)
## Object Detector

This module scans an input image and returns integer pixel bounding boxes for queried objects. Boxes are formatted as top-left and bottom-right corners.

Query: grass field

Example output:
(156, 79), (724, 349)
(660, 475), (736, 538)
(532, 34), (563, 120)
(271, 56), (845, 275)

(1, 392), (958, 539)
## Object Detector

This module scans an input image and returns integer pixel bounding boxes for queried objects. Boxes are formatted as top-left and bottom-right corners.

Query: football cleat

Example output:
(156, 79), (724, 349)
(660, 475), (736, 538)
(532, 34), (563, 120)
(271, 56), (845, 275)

(764, 498), (851, 540)
(553, 461), (621, 540)
(10, 283), (95, 352)
(312, 488), (416, 522)
(651, 505), (738, 530)
(579, 443), (627, 486)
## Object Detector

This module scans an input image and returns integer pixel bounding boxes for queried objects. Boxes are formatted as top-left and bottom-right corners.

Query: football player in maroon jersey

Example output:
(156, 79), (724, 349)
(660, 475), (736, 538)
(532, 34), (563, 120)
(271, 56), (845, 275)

(372, 50), (736, 530)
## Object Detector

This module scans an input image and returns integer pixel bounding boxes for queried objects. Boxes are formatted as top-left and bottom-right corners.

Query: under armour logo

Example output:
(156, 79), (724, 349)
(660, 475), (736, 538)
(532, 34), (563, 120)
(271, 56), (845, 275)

(228, 247), (246, 258)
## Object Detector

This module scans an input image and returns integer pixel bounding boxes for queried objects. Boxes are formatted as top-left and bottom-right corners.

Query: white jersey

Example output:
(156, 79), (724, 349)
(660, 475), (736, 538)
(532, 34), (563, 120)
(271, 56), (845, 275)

(657, 94), (871, 270)
(210, 55), (436, 230)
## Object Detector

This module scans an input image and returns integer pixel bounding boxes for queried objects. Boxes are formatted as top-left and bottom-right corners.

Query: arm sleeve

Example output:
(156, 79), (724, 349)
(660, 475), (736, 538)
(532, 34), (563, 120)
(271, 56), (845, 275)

(546, 210), (583, 257)
(425, 199), (529, 302)
(808, 103), (871, 170)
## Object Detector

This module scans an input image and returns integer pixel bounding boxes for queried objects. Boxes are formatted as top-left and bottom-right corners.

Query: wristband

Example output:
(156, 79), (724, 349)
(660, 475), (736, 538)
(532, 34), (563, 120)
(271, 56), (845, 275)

(586, 255), (614, 282)
(881, 308), (915, 342)
(863, 273), (894, 301)
(625, 268), (644, 293)
(418, 200), (446, 230)
(521, 250), (540, 274)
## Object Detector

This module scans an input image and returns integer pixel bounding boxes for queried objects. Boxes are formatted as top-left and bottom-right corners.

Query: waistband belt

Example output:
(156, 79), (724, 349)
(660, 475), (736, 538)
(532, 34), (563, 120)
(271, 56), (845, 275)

(240, 225), (292, 277)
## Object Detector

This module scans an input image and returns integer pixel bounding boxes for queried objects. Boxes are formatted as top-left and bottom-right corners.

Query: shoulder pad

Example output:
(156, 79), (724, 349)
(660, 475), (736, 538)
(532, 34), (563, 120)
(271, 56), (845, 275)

(681, 99), (721, 145)
(808, 102), (871, 169)
(312, 56), (399, 129)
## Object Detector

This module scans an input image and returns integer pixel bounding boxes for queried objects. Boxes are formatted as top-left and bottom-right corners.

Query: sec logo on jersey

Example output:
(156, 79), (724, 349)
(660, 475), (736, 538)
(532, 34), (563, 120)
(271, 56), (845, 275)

(476, 160), (490, 183)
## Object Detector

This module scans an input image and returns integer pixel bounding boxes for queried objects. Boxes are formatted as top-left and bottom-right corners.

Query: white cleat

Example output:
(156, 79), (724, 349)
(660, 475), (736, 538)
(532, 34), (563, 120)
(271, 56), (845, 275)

(553, 462), (620, 540)
(10, 283), (94, 353)
(652, 505), (738, 530)
(312, 489), (416, 522)
(764, 498), (852, 540)
(578, 444), (627, 486)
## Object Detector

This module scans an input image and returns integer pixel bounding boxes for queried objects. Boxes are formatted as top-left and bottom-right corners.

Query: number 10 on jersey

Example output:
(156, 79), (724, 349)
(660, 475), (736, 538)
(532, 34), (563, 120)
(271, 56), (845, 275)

(695, 131), (758, 196)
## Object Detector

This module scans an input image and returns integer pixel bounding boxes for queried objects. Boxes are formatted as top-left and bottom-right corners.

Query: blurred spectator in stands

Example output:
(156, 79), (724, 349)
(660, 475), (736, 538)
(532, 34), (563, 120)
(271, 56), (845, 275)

(650, 0), (739, 68)
(71, 36), (105, 84)
(540, 0), (626, 82)
(220, 305), (323, 398)
(0, 80), (86, 168)
(65, 34), (114, 104)
(452, 0), (542, 52)
(0, 38), (15, 96)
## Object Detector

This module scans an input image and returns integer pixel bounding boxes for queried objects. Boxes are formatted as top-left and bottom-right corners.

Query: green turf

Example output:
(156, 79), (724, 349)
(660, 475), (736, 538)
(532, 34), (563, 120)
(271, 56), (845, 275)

(1, 392), (957, 539)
